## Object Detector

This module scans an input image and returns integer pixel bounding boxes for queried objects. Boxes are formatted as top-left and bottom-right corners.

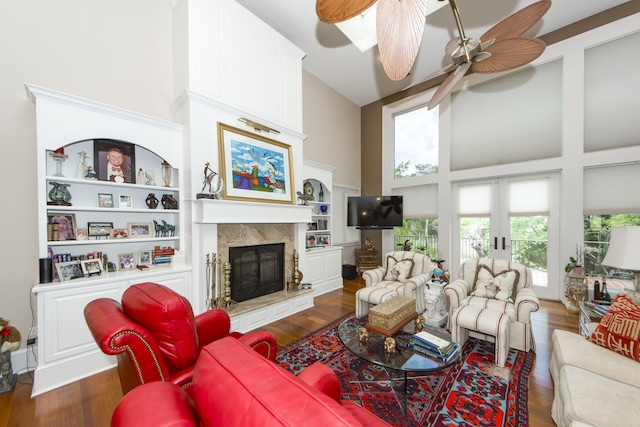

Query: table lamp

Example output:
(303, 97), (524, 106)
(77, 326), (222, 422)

(601, 226), (640, 292)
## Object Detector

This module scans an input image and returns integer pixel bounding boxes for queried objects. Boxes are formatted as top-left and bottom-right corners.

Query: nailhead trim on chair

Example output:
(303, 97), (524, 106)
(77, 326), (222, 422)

(110, 330), (165, 385)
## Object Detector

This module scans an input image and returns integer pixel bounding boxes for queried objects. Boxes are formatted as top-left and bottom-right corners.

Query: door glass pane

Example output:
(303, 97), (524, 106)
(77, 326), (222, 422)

(459, 217), (490, 262)
(394, 218), (438, 257)
(511, 215), (548, 287)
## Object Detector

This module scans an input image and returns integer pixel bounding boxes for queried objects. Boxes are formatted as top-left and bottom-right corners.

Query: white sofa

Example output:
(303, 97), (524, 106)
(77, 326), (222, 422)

(550, 327), (640, 427)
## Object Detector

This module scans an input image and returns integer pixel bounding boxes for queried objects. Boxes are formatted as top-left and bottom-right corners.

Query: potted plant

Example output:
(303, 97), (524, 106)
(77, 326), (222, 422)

(398, 239), (412, 251)
(565, 245), (596, 275)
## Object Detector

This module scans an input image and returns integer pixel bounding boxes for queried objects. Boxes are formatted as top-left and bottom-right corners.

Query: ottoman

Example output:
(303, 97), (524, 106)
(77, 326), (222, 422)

(451, 305), (510, 367)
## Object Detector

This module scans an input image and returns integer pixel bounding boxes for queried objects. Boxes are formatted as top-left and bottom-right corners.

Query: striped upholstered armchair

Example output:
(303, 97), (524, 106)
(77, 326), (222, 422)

(445, 258), (540, 352)
(355, 251), (432, 318)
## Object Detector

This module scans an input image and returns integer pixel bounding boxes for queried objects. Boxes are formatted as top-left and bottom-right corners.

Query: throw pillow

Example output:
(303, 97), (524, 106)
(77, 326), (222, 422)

(471, 264), (519, 302)
(383, 255), (415, 282)
(587, 294), (640, 362)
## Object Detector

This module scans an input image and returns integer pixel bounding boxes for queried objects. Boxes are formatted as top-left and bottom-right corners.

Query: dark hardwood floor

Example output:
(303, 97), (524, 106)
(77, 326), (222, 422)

(0, 284), (577, 427)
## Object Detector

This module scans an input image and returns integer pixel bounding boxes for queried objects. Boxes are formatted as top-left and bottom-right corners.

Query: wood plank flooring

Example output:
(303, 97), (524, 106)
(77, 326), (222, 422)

(0, 284), (577, 427)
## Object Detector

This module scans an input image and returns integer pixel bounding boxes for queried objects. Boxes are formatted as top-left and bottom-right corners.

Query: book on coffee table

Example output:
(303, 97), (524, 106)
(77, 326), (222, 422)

(406, 341), (460, 362)
(411, 331), (454, 354)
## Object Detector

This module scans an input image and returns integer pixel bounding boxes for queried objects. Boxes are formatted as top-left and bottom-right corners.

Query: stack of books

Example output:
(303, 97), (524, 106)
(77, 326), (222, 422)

(407, 330), (460, 362)
(152, 247), (174, 267)
(585, 301), (610, 317)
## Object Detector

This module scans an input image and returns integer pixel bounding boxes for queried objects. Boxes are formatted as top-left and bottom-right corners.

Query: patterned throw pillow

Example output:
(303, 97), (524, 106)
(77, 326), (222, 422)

(587, 294), (640, 361)
(383, 255), (415, 282)
(471, 264), (519, 302)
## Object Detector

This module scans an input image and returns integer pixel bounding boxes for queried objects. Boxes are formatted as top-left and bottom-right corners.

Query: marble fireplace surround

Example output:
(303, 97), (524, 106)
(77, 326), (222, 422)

(194, 199), (313, 319)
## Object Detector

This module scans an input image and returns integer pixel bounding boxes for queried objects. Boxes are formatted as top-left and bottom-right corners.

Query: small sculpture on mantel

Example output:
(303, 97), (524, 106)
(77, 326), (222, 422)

(145, 170), (156, 186)
(145, 193), (159, 209)
(197, 162), (224, 199)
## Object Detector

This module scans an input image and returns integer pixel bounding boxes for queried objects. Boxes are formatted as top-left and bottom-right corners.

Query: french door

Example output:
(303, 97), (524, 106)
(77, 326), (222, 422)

(452, 173), (560, 300)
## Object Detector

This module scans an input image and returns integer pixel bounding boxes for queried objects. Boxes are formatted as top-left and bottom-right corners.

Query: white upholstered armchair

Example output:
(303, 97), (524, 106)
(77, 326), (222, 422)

(356, 251), (432, 318)
(445, 258), (540, 352)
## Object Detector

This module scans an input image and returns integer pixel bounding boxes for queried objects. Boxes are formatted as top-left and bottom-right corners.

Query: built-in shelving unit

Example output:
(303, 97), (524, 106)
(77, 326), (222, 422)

(27, 83), (190, 397)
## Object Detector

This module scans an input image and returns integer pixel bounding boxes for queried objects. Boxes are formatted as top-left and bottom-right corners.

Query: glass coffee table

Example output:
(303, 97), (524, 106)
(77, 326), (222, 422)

(337, 315), (461, 411)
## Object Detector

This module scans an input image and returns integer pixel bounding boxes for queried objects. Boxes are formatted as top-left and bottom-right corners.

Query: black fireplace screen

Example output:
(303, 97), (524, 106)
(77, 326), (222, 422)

(229, 243), (284, 302)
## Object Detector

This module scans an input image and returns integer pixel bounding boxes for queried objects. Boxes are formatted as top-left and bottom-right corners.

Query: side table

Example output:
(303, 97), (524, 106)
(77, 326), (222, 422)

(579, 301), (602, 337)
(355, 249), (380, 276)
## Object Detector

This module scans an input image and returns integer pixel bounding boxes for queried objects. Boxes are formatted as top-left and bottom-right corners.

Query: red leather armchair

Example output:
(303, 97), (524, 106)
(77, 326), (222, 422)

(84, 282), (277, 395)
(112, 336), (392, 427)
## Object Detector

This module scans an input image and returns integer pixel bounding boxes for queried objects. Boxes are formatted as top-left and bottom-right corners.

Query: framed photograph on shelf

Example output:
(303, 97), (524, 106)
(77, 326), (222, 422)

(316, 234), (330, 246)
(128, 222), (152, 238)
(138, 250), (152, 266)
(55, 260), (84, 281)
(119, 195), (133, 208)
(47, 212), (77, 241)
(88, 222), (113, 238)
(218, 122), (294, 204)
(80, 259), (103, 276)
(94, 139), (136, 183)
(76, 228), (88, 240)
(118, 253), (135, 270)
(98, 193), (114, 208)
(110, 228), (129, 239)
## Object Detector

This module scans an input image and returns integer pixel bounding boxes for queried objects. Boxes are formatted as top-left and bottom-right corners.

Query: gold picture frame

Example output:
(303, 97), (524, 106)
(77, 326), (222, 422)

(218, 122), (294, 204)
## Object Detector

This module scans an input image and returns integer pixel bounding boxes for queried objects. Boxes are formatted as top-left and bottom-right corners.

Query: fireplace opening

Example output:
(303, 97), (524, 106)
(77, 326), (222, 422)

(229, 243), (285, 302)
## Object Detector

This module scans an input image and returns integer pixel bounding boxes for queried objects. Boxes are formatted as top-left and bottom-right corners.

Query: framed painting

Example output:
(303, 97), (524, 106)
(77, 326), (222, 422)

(217, 123), (294, 204)
(94, 139), (136, 184)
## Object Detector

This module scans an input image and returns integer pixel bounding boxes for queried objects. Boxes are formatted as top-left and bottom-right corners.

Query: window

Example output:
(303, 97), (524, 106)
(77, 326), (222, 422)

(584, 214), (640, 291)
(394, 105), (439, 179)
(394, 218), (439, 258)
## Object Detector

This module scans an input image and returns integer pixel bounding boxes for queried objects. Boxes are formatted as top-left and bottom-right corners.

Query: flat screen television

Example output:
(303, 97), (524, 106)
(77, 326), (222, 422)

(347, 196), (403, 229)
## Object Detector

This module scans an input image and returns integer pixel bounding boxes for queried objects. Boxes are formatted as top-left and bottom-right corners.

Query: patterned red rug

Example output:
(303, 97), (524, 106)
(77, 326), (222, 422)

(276, 312), (533, 427)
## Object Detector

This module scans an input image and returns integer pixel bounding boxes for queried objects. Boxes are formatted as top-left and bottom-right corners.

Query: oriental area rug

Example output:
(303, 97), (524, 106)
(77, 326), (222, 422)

(276, 312), (533, 427)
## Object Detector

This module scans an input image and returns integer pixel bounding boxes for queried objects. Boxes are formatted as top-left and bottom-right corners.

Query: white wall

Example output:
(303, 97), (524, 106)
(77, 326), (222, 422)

(302, 71), (361, 263)
(0, 0), (174, 364)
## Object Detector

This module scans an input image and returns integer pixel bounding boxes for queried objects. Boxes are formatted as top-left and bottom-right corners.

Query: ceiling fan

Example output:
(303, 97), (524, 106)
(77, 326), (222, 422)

(426, 0), (552, 109)
(316, 0), (552, 108)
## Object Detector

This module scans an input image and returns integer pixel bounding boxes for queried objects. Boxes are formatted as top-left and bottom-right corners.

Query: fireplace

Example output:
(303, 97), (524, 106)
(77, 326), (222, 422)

(229, 243), (285, 302)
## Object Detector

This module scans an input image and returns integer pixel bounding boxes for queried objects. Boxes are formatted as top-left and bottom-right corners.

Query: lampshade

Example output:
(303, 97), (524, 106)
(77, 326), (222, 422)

(602, 226), (640, 271)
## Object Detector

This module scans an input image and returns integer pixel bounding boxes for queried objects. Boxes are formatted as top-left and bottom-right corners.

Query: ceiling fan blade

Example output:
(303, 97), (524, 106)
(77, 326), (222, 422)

(445, 38), (461, 56)
(377, 0), (428, 81)
(471, 37), (546, 74)
(480, 0), (551, 43)
(316, 0), (378, 24)
(428, 61), (472, 110)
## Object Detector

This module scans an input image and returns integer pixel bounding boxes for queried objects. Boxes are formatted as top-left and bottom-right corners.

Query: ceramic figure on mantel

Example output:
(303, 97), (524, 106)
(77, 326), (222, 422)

(145, 170), (156, 186)
(137, 168), (145, 184)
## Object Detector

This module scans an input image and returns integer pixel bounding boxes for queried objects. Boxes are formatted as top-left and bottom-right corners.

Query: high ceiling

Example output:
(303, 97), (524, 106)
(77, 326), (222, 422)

(236, 0), (632, 106)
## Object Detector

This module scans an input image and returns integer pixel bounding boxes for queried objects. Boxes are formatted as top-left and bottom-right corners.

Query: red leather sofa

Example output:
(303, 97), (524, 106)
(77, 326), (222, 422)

(84, 282), (277, 394)
(111, 336), (393, 427)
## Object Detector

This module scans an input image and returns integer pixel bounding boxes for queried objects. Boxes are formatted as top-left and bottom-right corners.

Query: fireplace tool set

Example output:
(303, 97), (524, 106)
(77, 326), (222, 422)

(205, 253), (237, 310)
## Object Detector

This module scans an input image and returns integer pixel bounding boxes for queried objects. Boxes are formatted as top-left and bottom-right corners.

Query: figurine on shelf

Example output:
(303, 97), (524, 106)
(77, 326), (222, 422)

(161, 161), (172, 187)
(76, 151), (88, 179)
(364, 238), (375, 251)
(144, 170), (156, 186)
(137, 168), (145, 184)
(49, 148), (68, 177)
(84, 166), (97, 180)
(145, 193), (159, 209)
(161, 194), (178, 210)
(318, 183), (325, 202)
(47, 181), (72, 206)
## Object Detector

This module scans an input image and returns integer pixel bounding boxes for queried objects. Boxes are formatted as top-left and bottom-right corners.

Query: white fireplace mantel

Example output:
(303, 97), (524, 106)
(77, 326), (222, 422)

(193, 199), (312, 224)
